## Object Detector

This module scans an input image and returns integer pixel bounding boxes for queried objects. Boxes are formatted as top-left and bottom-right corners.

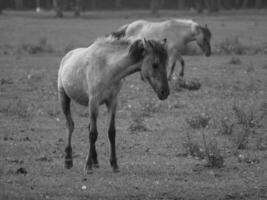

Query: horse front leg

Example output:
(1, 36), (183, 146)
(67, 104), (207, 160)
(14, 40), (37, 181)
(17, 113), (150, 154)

(106, 99), (119, 173)
(85, 100), (99, 174)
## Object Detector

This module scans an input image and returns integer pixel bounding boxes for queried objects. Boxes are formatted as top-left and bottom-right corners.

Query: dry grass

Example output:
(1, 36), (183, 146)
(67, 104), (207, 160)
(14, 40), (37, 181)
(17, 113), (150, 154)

(218, 116), (234, 135)
(214, 36), (267, 55)
(0, 11), (267, 200)
(0, 98), (35, 119)
(232, 105), (264, 150)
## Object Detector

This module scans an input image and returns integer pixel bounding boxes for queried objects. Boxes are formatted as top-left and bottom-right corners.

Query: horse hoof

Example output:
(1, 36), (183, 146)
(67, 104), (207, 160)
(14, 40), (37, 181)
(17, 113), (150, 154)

(93, 163), (99, 168)
(65, 159), (73, 169)
(112, 166), (120, 173)
(85, 169), (93, 174)
(84, 165), (93, 174)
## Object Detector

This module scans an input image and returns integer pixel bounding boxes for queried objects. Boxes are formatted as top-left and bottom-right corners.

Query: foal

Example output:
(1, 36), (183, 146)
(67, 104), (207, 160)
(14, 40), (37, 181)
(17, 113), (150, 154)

(110, 19), (212, 80)
(58, 36), (169, 173)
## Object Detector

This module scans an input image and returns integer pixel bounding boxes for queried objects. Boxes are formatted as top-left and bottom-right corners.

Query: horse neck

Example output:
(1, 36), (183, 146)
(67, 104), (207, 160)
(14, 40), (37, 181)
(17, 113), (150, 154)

(183, 26), (197, 44)
(170, 19), (196, 44)
(172, 20), (198, 44)
(111, 52), (142, 82)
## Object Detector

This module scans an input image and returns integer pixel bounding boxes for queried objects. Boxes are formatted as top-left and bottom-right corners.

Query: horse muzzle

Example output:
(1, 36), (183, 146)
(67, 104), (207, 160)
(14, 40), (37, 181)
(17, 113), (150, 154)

(205, 46), (211, 57)
(157, 88), (169, 100)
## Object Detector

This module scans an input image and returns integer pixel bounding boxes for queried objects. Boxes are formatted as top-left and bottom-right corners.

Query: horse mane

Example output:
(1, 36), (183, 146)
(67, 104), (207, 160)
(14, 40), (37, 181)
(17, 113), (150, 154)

(95, 35), (130, 46)
(109, 24), (129, 39)
(94, 36), (167, 64)
(173, 18), (198, 26)
(171, 18), (199, 32)
(128, 39), (144, 62)
(129, 39), (168, 63)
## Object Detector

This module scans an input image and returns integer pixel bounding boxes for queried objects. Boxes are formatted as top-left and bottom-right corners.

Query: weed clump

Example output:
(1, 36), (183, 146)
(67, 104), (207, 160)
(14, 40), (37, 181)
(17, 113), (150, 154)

(186, 113), (210, 129)
(18, 37), (54, 54)
(0, 98), (34, 119)
(175, 78), (201, 91)
(215, 37), (247, 55)
(218, 117), (234, 135)
(233, 105), (257, 149)
(202, 132), (224, 168)
(228, 56), (242, 65)
(184, 131), (205, 159)
(128, 111), (148, 134)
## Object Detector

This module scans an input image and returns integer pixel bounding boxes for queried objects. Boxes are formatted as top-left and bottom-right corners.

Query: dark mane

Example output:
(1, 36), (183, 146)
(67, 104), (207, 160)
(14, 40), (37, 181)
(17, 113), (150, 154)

(95, 36), (130, 47)
(147, 40), (168, 63)
(128, 39), (144, 62)
(108, 24), (129, 39)
(128, 39), (168, 64)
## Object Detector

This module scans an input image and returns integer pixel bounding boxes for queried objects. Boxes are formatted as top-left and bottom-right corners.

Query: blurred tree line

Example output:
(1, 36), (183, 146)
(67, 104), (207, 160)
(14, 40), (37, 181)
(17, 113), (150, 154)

(0, 0), (266, 16)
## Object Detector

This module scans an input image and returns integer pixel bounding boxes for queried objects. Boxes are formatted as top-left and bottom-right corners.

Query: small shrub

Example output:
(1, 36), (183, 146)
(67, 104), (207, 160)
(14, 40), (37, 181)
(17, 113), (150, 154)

(1, 98), (34, 119)
(215, 36), (246, 55)
(47, 107), (60, 118)
(186, 113), (210, 129)
(128, 111), (148, 134)
(175, 78), (201, 91)
(184, 130), (224, 167)
(218, 117), (234, 135)
(202, 131), (224, 168)
(228, 56), (241, 65)
(245, 65), (255, 73)
(128, 118), (148, 133)
(141, 101), (159, 117)
(18, 37), (53, 54)
(183, 131), (205, 159)
(262, 64), (267, 70)
(233, 106), (256, 129)
(0, 77), (13, 85)
(256, 137), (267, 151)
(232, 105), (265, 149)
(237, 152), (260, 164)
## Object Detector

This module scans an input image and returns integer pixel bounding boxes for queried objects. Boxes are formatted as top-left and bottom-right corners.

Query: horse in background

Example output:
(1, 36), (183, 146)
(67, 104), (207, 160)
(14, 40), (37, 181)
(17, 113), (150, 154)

(58, 36), (169, 174)
(110, 19), (212, 80)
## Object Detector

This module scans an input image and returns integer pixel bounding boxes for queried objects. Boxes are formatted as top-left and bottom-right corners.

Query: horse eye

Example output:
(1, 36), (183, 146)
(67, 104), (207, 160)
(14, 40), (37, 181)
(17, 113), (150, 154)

(152, 64), (158, 69)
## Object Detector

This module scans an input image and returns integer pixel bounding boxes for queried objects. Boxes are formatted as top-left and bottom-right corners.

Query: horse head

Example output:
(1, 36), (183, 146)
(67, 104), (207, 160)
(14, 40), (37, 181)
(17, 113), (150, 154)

(195, 24), (212, 57)
(129, 38), (169, 100)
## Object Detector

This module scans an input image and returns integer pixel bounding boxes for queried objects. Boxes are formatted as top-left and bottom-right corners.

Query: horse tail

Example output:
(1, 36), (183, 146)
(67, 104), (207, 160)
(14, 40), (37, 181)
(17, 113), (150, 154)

(110, 24), (129, 39)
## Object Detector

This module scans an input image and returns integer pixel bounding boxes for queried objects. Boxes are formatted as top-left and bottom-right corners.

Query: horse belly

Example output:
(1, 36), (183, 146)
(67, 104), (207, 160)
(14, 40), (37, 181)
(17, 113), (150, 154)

(66, 86), (89, 106)
(61, 64), (89, 106)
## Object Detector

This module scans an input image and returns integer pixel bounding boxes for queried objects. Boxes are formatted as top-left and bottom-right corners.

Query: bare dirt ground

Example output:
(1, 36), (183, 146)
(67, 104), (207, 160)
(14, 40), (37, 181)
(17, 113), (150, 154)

(0, 10), (267, 200)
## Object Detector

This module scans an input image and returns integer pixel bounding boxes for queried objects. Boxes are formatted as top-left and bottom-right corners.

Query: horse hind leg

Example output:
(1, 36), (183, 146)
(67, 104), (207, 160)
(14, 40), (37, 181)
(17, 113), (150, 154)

(85, 99), (99, 174)
(178, 56), (185, 78)
(168, 53), (185, 81)
(59, 88), (74, 169)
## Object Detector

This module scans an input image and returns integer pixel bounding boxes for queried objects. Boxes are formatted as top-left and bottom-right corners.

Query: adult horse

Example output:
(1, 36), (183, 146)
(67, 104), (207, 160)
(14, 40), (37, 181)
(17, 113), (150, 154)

(110, 19), (212, 80)
(58, 36), (169, 173)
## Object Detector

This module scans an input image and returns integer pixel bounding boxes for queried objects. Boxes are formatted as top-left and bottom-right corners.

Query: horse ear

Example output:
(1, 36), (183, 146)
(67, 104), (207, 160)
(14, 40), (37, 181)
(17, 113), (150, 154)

(142, 38), (153, 53)
(143, 38), (148, 48)
(161, 38), (167, 47)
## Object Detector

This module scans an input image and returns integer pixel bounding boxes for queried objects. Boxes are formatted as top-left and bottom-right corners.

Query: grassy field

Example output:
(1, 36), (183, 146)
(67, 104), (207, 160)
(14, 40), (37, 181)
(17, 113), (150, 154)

(0, 10), (267, 200)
